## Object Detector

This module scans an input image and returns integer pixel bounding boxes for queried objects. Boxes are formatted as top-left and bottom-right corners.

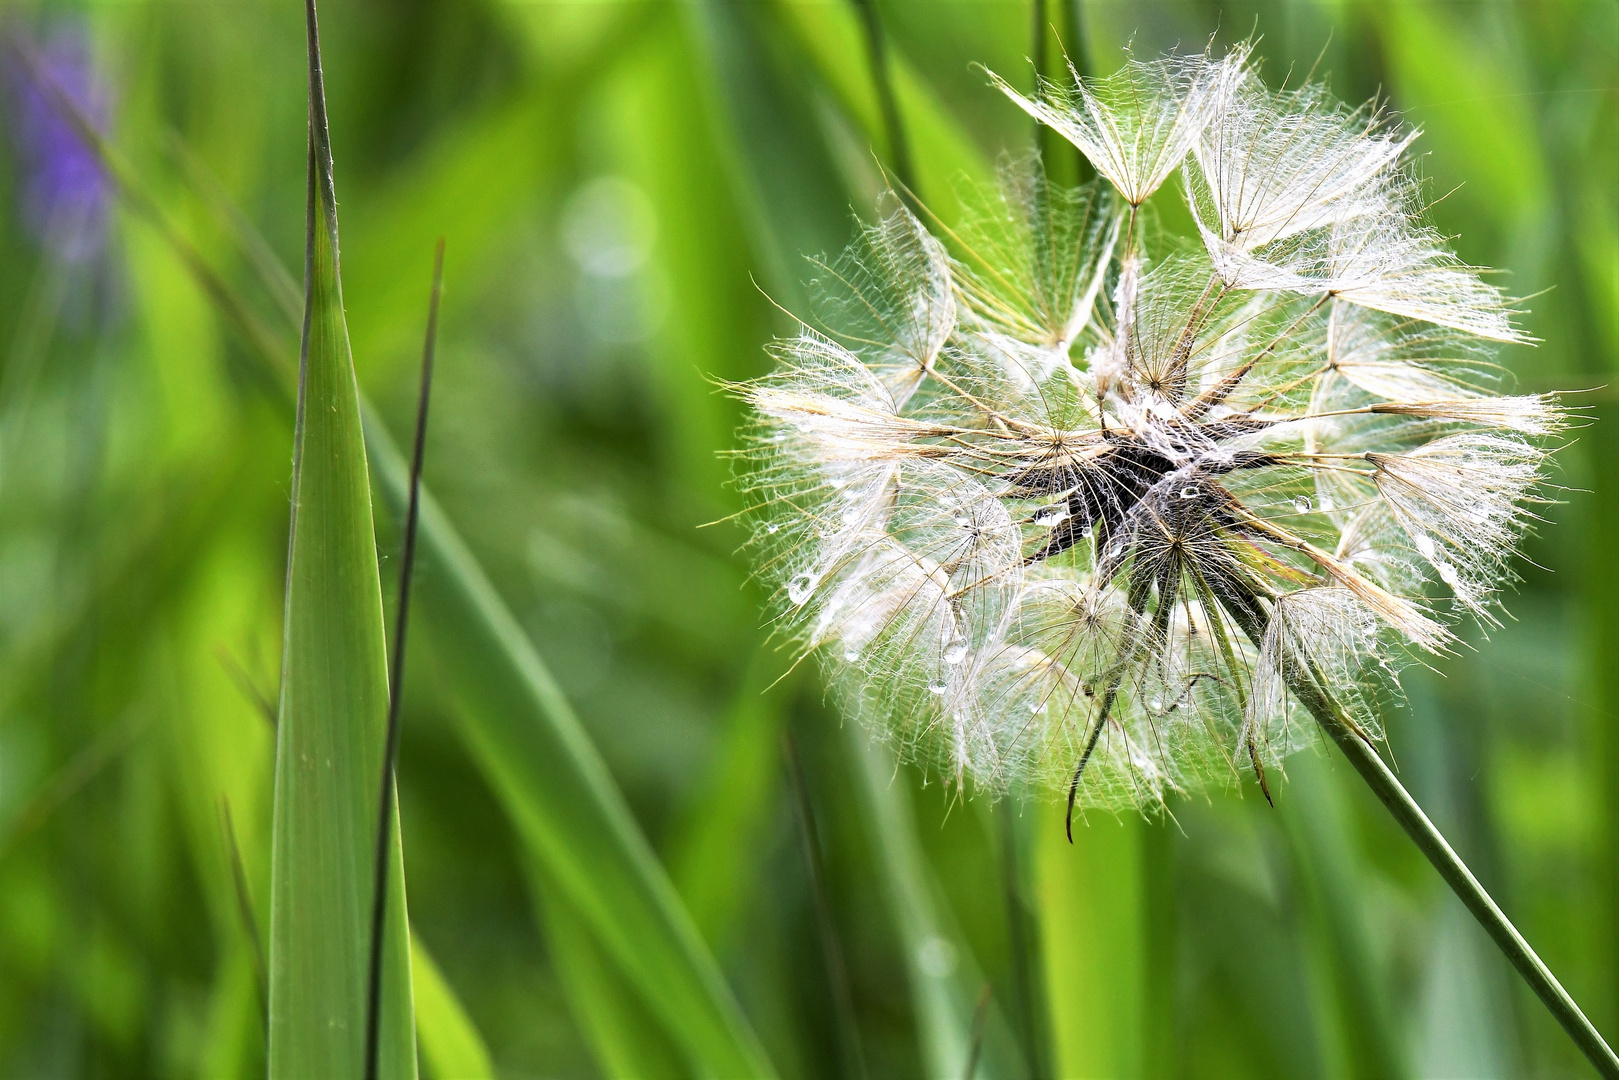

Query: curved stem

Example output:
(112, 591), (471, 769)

(1298, 679), (1619, 1078)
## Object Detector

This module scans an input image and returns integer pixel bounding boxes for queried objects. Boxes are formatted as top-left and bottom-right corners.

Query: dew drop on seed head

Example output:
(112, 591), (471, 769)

(787, 572), (818, 605)
(843, 647), (861, 662)
(927, 683), (947, 695)
(943, 640), (968, 665)
(1180, 486), (1198, 499)
(1293, 495), (1313, 513)
(765, 522), (780, 534)
(1033, 505), (1069, 527)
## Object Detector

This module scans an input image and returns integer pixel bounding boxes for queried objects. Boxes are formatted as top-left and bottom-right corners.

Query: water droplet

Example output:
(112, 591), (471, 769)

(943, 640), (968, 665)
(1293, 495), (1314, 513)
(843, 647), (861, 662)
(1413, 533), (1437, 560)
(765, 522), (780, 534)
(1180, 486), (1199, 499)
(1033, 505), (1070, 528)
(1030, 700), (1048, 715)
(1438, 562), (1461, 589)
(954, 515), (971, 527)
(787, 573), (818, 605)
(927, 683), (947, 695)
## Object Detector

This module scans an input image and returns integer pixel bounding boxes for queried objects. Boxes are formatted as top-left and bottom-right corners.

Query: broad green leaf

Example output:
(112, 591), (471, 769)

(411, 932), (495, 1080)
(267, 6), (415, 1077)
(363, 412), (777, 1080)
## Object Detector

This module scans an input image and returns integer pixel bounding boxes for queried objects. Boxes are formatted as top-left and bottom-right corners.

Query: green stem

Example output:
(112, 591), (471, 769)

(1216, 588), (1615, 1075)
(1296, 677), (1619, 1078)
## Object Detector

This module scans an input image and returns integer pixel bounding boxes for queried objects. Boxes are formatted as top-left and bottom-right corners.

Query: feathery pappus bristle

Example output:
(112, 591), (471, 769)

(733, 41), (1557, 813)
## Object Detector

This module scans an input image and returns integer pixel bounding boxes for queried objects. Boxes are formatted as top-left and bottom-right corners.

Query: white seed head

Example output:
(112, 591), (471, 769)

(736, 45), (1559, 812)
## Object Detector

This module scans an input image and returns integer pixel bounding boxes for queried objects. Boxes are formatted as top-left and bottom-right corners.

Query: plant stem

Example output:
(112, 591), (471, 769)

(1296, 675), (1619, 1078)
(783, 730), (868, 1080)
(362, 240), (442, 1080)
(848, 0), (914, 196)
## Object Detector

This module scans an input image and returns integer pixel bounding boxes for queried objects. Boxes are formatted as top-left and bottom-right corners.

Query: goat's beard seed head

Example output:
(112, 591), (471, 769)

(733, 42), (1561, 812)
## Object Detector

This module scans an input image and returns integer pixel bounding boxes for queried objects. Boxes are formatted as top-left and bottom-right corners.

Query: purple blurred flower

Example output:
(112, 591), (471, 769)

(5, 24), (111, 264)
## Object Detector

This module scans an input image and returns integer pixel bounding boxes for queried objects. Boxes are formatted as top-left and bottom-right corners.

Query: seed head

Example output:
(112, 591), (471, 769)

(735, 44), (1561, 811)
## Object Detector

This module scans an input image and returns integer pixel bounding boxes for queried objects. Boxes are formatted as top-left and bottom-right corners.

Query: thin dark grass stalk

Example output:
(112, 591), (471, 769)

(362, 240), (443, 1080)
(848, 0), (914, 197)
(220, 796), (270, 1030)
(783, 730), (868, 1080)
(961, 980), (993, 1080)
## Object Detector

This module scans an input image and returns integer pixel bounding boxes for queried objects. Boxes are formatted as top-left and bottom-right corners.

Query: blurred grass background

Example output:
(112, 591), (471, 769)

(0, 0), (1613, 1077)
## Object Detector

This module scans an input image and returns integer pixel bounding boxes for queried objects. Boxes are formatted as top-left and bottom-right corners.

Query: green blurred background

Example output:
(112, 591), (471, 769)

(0, 0), (1614, 1076)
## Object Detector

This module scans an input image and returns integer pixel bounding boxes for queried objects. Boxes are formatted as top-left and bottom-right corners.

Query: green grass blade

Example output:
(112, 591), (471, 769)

(852, 734), (1020, 1079)
(1281, 753), (1408, 1080)
(268, 4), (415, 1077)
(667, 650), (793, 950)
(1035, 806), (1143, 1079)
(362, 413), (776, 1080)
(525, 859), (689, 1080)
(769, 0), (991, 217)
(410, 932), (495, 1080)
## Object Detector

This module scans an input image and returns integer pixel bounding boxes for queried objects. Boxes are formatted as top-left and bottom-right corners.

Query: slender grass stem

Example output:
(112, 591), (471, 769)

(220, 796), (269, 1031)
(961, 981), (993, 1080)
(1303, 690), (1619, 1078)
(848, 0), (914, 196)
(362, 240), (443, 1080)
(783, 730), (868, 1080)
(998, 802), (1045, 1080)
